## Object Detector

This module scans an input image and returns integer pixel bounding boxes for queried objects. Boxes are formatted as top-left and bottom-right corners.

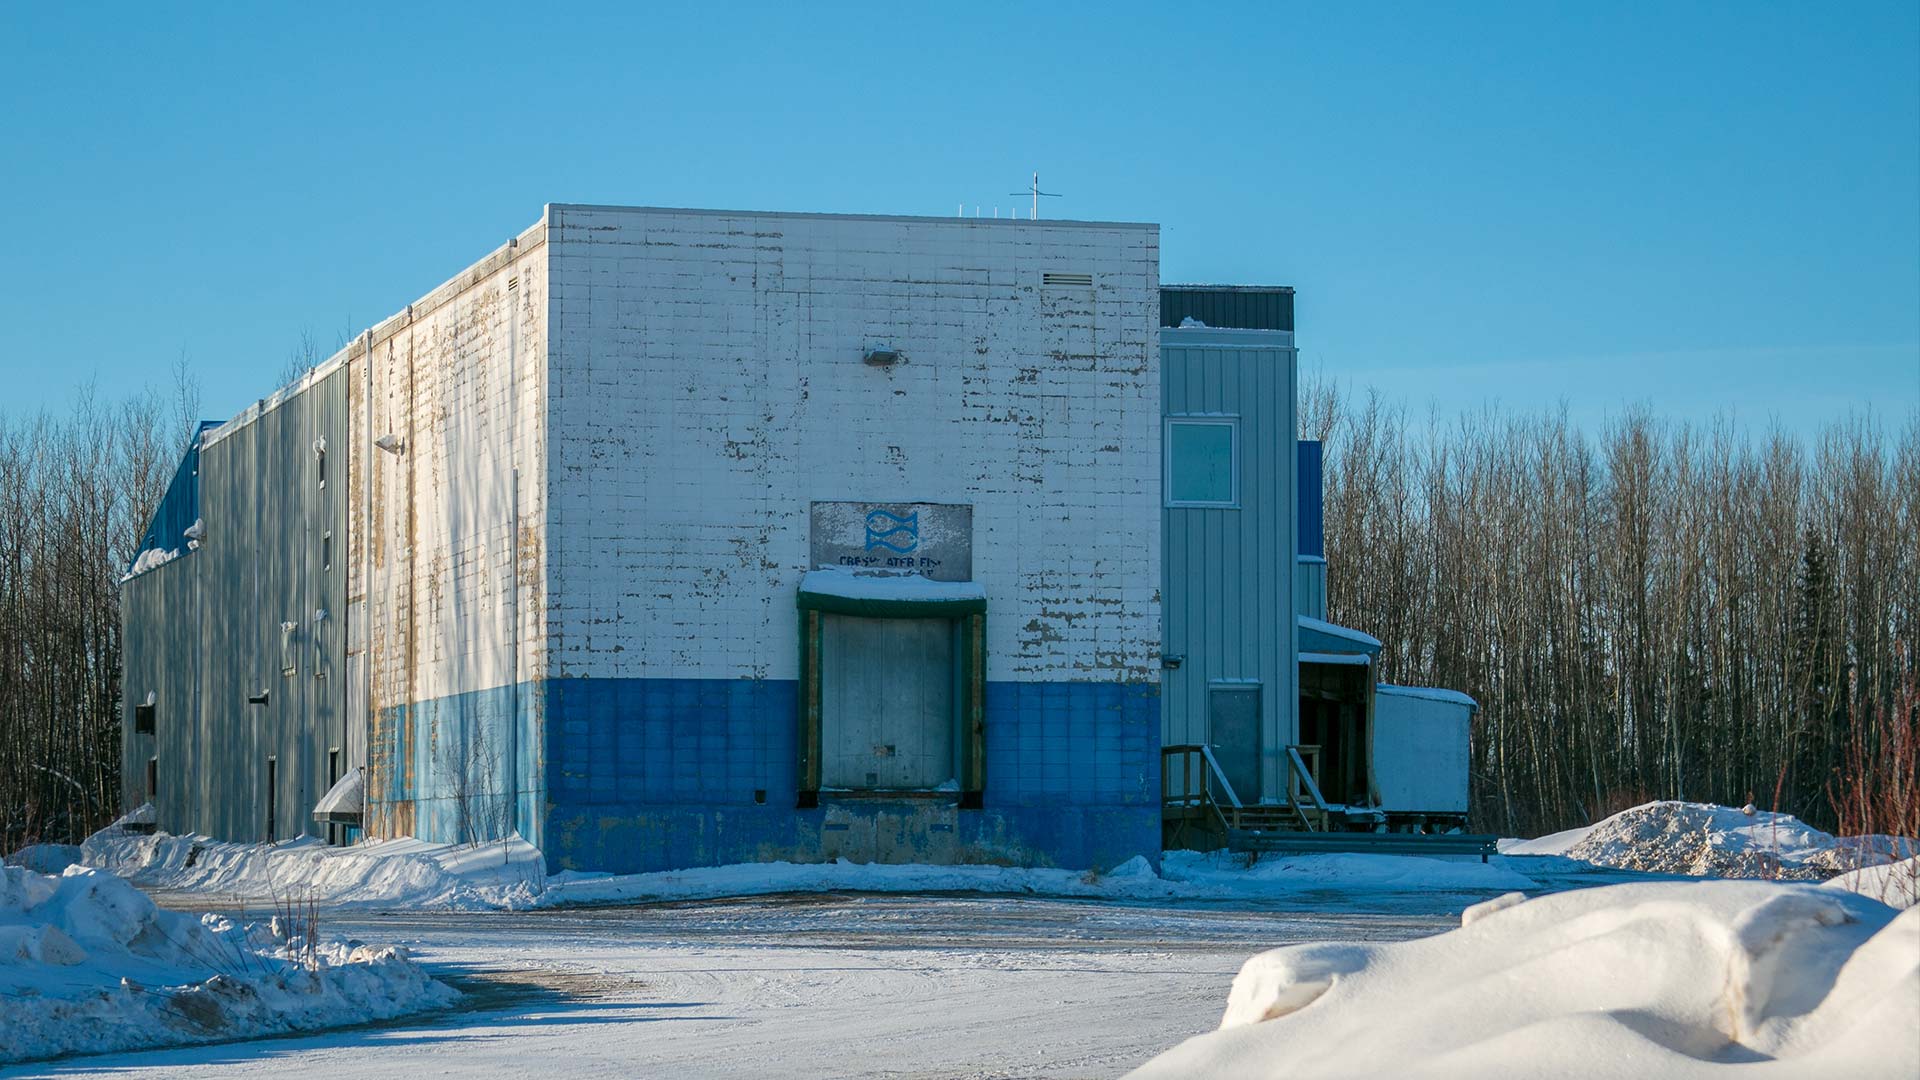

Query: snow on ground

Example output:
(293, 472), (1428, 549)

(2, 844), (81, 874)
(1500, 799), (1917, 884)
(0, 865), (456, 1066)
(79, 823), (1536, 912)
(39, 893), (1460, 1079)
(1496, 823), (1593, 856)
(82, 829), (547, 911)
(545, 850), (1537, 907)
(1129, 879), (1920, 1079)
(1824, 855), (1920, 909)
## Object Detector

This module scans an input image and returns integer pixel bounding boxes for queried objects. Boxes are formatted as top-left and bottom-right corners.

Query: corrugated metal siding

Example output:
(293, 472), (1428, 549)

(1161, 287), (1295, 331)
(1161, 328), (1298, 801)
(121, 369), (351, 841)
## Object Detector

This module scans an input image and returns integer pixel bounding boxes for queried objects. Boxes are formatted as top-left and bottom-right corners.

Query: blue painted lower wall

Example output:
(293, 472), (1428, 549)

(378, 676), (1161, 875)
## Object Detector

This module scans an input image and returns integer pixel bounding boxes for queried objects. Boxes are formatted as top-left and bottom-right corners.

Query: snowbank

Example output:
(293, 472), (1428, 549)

(0, 865), (456, 1065)
(1129, 880), (1919, 1079)
(1501, 800), (1917, 883)
(83, 830), (546, 911)
(3, 843), (81, 874)
(1496, 823), (1592, 856)
(1824, 855), (1920, 910)
(544, 850), (1535, 907)
(1565, 801), (1840, 878)
(85, 822), (1533, 911)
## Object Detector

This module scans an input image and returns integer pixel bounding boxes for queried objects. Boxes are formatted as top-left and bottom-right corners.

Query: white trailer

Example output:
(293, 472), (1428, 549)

(1371, 684), (1476, 830)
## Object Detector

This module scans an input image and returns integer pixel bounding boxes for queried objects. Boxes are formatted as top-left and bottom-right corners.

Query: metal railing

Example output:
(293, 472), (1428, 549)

(1161, 743), (1245, 832)
(1284, 744), (1332, 831)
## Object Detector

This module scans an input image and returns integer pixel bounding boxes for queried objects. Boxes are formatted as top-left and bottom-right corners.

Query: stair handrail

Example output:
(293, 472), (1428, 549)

(1197, 745), (1244, 811)
(1197, 744), (1245, 831)
(1286, 744), (1332, 817)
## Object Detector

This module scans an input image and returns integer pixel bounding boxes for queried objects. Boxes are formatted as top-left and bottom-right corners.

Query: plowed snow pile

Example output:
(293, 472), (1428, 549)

(0, 864), (457, 1065)
(1505, 799), (1917, 884)
(1130, 880), (1919, 1079)
(1564, 801), (1844, 878)
(83, 823), (546, 910)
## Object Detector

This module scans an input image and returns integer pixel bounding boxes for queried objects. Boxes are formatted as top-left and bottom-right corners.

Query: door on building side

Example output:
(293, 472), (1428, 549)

(1208, 684), (1262, 805)
(820, 615), (957, 790)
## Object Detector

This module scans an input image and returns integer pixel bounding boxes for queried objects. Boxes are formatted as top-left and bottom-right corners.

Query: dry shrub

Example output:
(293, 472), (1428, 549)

(1827, 659), (1920, 904)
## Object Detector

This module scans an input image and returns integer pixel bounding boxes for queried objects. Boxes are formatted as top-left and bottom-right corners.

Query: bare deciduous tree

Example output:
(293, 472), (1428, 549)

(1306, 377), (1917, 836)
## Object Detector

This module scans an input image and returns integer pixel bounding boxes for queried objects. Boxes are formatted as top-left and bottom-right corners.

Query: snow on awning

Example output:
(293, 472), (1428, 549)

(1377, 684), (1479, 709)
(797, 569), (987, 616)
(1298, 614), (1383, 657)
(1301, 651), (1371, 666)
(313, 766), (365, 823)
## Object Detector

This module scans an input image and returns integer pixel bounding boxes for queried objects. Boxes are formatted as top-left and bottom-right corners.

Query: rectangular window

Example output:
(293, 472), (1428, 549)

(1166, 417), (1239, 507)
(134, 698), (156, 735)
(281, 621), (297, 678)
(321, 531), (332, 571)
(146, 757), (158, 800)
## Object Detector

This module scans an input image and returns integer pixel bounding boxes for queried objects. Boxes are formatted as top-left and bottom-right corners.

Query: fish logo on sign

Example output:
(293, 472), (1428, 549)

(864, 509), (920, 554)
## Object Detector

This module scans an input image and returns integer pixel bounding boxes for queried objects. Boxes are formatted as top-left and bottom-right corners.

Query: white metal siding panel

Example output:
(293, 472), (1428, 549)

(1372, 689), (1472, 814)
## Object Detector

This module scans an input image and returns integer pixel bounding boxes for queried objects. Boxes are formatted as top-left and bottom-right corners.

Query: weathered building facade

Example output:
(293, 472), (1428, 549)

(123, 205), (1167, 874)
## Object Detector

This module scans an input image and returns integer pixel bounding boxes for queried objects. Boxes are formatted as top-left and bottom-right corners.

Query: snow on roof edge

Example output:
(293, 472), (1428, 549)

(1298, 614), (1384, 649)
(1377, 684), (1478, 708)
(798, 568), (987, 603)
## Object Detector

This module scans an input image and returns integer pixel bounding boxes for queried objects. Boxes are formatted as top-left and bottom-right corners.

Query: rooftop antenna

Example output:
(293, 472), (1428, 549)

(1009, 171), (1062, 220)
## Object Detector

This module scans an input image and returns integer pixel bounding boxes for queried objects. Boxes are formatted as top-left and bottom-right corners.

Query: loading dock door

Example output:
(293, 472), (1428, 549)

(1208, 684), (1262, 804)
(821, 615), (956, 789)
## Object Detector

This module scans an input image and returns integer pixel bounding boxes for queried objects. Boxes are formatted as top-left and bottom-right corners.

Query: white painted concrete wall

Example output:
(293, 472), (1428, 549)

(357, 227), (550, 712)
(543, 206), (1162, 684)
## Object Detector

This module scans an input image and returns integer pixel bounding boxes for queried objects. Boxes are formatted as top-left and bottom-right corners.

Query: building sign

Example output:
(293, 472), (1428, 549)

(810, 502), (972, 581)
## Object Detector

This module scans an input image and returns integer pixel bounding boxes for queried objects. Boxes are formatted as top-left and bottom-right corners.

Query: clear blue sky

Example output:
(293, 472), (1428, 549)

(3, 2), (1915, 439)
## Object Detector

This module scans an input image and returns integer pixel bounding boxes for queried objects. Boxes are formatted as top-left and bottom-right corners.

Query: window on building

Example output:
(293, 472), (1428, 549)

(314, 438), (327, 489)
(281, 621), (297, 678)
(146, 757), (158, 800)
(265, 757), (278, 843)
(321, 531), (332, 571)
(134, 695), (156, 735)
(1166, 417), (1239, 507)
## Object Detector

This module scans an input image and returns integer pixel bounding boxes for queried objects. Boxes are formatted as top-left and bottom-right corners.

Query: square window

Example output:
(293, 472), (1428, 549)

(1166, 417), (1238, 507)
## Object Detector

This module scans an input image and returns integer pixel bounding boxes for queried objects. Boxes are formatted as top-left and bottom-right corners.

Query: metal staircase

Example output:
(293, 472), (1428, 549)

(1161, 743), (1498, 860)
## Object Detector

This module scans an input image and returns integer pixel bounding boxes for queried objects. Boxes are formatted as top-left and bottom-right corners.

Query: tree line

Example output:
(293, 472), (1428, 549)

(1303, 379), (1919, 837)
(0, 369), (197, 851)
(2, 364), (1913, 848)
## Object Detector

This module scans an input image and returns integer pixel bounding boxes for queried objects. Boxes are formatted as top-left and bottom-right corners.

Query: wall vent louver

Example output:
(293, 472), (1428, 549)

(507, 276), (520, 292)
(1042, 272), (1093, 287)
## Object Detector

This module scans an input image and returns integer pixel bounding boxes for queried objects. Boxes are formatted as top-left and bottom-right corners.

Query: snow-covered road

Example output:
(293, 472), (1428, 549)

(19, 893), (1459, 1079)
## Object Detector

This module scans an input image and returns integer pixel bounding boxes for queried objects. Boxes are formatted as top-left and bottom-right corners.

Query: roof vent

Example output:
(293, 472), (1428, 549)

(1043, 272), (1093, 287)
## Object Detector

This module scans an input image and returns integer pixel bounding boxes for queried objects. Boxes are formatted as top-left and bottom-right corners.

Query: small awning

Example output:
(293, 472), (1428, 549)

(1298, 614), (1383, 657)
(797, 569), (987, 618)
(312, 766), (365, 823)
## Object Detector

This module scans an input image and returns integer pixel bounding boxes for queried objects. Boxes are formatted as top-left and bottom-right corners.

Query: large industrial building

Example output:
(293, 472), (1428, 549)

(121, 203), (1461, 875)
